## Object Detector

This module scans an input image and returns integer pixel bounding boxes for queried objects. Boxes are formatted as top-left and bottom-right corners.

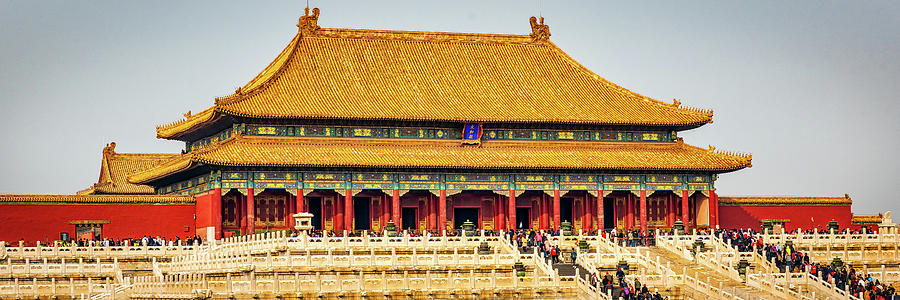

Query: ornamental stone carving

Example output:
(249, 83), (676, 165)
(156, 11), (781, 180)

(297, 7), (321, 36)
(529, 16), (550, 42)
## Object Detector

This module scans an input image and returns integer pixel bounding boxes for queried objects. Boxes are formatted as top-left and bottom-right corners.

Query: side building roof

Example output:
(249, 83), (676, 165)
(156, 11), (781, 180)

(850, 214), (882, 225)
(157, 9), (713, 140)
(78, 142), (179, 194)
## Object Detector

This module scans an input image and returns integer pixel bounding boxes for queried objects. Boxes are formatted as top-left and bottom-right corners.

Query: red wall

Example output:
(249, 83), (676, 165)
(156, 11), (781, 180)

(718, 204), (852, 231)
(0, 203), (195, 245)
(194, 190), (214, 238)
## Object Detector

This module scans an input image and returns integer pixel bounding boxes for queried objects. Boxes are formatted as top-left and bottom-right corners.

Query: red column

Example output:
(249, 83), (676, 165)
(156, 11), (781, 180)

(430, 194), (437, 231)
(237, 193), (245, 233)
(540, 194), (548, 229)
(681, 190), (689, 227)
(287, 191), (295, 229)
(615, 198), (621, 229)
(710, 190), (719, 228)
(496, 195), (506, 231)
(298, 189), (305, 212)
(597, 190), (604, 230)
(392, 189), (400, 226)
(583, 193), (592, 230)
(668, 194), (675, 227)
(383, 194), (390, 227)
(344, 189), (353, 232)
(439, 190), (447, 232)
(334, 193), (344, 233)
(246, 188), (255, 234)
(211, 188), (222, 239)
(639, 190), (648, 234)
(508, 190), (516, 231)
(625, 194), (633, 229)
(553, 190), (561, 230)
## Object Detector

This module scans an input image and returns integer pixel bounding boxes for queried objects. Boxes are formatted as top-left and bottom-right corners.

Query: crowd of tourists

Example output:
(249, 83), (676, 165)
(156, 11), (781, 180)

(609, 228), (656, 247)
(811, 263), (897, 299)
(715, 228), (896, 299)
(8, 235), (204, 247)
(587, 269), (665, 300)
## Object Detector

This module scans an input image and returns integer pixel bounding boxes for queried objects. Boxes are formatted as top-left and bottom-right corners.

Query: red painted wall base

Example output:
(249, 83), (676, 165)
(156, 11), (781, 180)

(0, 204), (194, 245)
(718, 205), (851, 232)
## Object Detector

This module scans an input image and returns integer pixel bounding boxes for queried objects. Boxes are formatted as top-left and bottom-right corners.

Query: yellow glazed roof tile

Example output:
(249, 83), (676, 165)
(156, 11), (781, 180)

(851, 215), (881, 224)
(158, 10), (713, 138)
(156, 106), (219, 139)
(130, 135), (751, 184)
(82, 143), (179, 194)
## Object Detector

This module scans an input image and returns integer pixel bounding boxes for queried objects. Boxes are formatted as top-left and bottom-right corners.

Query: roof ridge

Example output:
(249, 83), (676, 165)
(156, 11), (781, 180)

(313, 27), (534, 43)
(111, 153), (179, 159)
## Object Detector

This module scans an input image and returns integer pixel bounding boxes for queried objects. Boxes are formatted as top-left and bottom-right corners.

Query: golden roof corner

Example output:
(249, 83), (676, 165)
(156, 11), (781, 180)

(155, 106), (218, 139)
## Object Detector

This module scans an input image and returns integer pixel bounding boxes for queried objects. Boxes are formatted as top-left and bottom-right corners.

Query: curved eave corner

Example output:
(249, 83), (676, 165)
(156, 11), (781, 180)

(127, 155), (197, 185)
(155, 106), (220, 140)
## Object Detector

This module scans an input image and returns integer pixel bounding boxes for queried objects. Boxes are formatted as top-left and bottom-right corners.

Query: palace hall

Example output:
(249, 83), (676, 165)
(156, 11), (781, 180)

(0, 8), (873, 242)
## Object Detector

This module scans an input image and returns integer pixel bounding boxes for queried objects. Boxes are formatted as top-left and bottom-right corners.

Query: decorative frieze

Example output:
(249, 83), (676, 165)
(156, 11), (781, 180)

(157, 171), (715, 195)
(186, 123), (678, 148)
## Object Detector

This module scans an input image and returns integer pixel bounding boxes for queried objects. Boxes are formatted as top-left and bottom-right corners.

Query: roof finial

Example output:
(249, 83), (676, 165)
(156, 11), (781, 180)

(103, 142), (117, 156)
(297, 7), (321, 35)
(529, 16), (550, 42)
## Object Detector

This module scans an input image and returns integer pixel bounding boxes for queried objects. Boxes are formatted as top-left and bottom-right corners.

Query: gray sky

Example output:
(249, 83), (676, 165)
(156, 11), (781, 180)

(1, 1), (898, 216)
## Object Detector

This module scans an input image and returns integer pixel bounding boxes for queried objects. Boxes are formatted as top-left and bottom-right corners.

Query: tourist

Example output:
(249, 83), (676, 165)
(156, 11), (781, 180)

(570, 247), (577, 265)
(616, 267), (626, 285)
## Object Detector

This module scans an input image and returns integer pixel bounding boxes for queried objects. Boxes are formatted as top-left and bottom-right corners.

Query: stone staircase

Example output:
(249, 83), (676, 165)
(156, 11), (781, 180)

(645, 246), (775, 300)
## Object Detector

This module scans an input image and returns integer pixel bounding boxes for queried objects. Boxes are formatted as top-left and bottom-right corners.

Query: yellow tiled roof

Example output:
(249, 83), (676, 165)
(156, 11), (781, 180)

(157, 11), (713, 138)
(80, 142), (179, 194)
(0, 194), (194, 205)
(156, 106), (219, 139)
(129, 135), (751, 184)
(851, 215), (882, 224)
(718, 195), (853, 206)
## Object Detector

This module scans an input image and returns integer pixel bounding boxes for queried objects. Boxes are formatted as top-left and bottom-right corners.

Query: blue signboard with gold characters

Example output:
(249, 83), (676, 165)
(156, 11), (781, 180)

(462, 123), (482, 145)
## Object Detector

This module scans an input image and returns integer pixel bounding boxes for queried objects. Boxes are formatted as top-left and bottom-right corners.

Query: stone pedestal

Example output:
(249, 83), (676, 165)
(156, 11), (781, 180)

(878, 211), (895, 234)
(292, 212), (314, 233)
